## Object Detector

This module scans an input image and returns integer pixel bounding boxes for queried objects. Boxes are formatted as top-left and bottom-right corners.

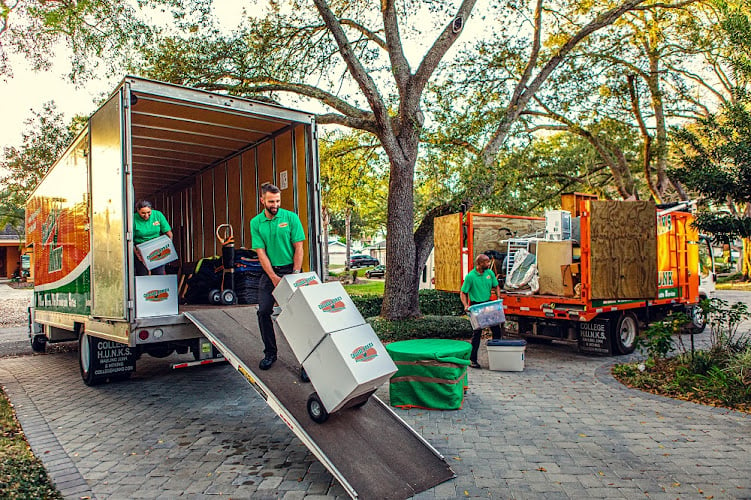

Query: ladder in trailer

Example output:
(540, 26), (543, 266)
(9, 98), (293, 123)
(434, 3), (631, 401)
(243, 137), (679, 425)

(184, 306), (455, 499)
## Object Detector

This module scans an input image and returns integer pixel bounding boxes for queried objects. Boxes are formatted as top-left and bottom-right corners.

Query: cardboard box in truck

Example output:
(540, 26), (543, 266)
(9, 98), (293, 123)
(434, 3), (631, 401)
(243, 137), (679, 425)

(25, 76), (323, 385)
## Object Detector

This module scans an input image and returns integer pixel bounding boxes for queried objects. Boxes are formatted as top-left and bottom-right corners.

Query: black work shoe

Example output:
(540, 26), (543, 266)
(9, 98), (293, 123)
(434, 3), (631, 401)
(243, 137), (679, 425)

(259, 355), (277, 370)
(470, 361), (481, 369)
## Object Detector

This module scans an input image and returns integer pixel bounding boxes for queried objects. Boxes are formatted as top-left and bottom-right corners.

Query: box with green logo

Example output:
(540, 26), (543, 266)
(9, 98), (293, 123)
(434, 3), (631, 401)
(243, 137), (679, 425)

(276, 281), (365, 362)
(136, 234), (178, 271)
(302, 323), (396, 413)
(135, 275), (178, 318)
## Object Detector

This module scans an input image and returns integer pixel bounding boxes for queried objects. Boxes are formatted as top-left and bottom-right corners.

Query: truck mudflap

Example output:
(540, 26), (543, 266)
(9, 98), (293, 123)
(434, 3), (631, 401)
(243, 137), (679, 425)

(184, 306), (454, 500)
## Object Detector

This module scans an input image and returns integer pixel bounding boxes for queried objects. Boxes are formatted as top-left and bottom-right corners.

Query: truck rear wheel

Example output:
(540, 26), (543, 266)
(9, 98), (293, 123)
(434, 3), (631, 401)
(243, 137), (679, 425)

(79, 333), (102, 386)
(687, 303), (707, 334)
(612, 312), (639, 355)
(30, 335), (47, 353)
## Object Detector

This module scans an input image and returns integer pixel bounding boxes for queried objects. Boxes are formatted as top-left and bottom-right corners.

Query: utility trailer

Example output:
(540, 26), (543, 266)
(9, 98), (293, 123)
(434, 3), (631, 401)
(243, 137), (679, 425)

(434, 195), (714, 355)
(26, 76), (324, 383)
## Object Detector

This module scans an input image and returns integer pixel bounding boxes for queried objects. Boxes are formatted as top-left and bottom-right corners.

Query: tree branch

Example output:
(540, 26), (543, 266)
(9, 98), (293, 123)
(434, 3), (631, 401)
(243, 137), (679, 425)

(481, 0), (649, 166)
(313, 0), (397, 152)
(380, 0), (411, 96)
(512, 0), (543, 103)
(411, 0), (478, 105)
(340, 18), (387, 50)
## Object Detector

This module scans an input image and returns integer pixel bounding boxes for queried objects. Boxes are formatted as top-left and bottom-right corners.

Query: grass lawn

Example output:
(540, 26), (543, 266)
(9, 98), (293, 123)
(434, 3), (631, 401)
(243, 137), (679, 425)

(0, 389), (62, 498)
(344, 279), (385, 295)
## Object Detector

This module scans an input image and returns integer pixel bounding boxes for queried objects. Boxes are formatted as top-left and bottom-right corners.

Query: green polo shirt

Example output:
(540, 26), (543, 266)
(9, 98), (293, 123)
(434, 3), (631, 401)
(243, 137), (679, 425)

(460, 268), (498, 303)
(250, 208), (305, 267)
(133, 209), (171, 244)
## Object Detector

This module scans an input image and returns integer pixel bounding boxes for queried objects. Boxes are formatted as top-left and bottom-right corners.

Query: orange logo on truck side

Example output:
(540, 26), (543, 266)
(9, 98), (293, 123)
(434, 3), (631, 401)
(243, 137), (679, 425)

(144, 289), (169, 302)
(318, 297), (345, 313)
(147, 245), (171, 262)
(351, 343), (378, 362)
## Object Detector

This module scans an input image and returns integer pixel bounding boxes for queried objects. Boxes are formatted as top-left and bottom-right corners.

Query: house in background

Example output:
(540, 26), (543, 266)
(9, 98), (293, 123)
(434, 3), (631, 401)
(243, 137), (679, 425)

(0, 225), (23, 278)
(326, 239), (367, 267)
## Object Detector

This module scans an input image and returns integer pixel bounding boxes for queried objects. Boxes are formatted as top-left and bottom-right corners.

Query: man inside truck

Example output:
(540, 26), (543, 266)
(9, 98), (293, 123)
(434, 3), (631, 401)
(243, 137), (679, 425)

(251, 182), (305, 370)
(460, 254), (503, 369)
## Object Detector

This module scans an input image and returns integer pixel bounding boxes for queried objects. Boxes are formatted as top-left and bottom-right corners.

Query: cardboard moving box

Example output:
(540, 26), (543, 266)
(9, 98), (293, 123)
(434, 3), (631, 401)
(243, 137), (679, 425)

(136, 275), (179, 318)
(136, 234), (178, 271)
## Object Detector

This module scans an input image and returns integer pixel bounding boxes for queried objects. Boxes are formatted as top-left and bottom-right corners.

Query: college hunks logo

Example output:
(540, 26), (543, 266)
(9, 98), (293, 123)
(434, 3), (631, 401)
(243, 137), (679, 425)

(147, 244), (171, 262)
(143, 288), (170, 302)
(318, 296), (346, 313)
(351, 343), (378, 363)
(294, 276), (320, 288)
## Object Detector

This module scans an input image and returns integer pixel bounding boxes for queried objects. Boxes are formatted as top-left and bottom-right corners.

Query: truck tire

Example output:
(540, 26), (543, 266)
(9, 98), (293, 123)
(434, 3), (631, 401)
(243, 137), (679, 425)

(687, 303), (707, 334)
(30, 335), (47, 353)
(612, 312), (639, 355)
(79, 332), (102, 386)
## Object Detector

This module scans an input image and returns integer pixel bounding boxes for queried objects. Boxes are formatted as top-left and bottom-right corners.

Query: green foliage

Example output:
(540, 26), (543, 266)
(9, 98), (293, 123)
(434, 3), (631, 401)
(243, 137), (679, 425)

(414, 289), (465, 316)
(351, 290), (465, 318)
(638, 313), (687, 361)
(0, 389), (62, 499)
(350, 294), (383, 318)
(367, 315), (473, 342)
(705, 298), (751, 354)
(0, 102), (81, 230)
(671, 99), (751, 241)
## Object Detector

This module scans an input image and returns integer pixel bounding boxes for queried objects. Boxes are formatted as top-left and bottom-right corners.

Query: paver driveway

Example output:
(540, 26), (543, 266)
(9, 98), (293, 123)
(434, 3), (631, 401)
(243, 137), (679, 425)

(0, 290), (749, 499)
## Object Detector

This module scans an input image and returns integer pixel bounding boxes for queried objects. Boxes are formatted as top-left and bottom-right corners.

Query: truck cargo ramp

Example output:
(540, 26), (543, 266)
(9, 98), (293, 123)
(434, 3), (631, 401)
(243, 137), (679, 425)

(184, 306), (454, 499)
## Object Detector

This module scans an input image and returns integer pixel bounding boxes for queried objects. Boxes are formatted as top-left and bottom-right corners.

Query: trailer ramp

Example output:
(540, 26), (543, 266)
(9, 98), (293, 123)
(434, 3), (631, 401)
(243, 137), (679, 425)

(184, 306), (454, 499)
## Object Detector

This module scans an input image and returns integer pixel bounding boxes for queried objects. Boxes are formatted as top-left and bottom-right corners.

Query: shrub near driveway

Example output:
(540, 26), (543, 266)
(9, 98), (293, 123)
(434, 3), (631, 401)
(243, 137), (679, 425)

(613, 298), (751, 413)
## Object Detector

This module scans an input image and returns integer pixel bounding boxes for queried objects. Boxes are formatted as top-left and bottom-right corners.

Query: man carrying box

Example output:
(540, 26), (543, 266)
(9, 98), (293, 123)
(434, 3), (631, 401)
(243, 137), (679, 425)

(460, 254), (503, 369)
(250, 183), (305, 370)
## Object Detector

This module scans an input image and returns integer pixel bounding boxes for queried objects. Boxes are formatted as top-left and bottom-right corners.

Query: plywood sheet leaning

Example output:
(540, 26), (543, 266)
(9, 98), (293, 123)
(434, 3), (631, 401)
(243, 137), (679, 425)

(434, 213), (463, 292)
(590, 201), (657, 299)
(537, 240), (572, 296)
(471, 215), (545, 262)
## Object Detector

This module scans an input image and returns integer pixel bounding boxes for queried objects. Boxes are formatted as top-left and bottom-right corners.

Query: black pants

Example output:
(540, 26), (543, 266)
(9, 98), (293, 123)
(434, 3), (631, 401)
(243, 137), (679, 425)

(470, 300), (503, 363)
(257, 264), (294, 357)
(134, 254), (166, 276)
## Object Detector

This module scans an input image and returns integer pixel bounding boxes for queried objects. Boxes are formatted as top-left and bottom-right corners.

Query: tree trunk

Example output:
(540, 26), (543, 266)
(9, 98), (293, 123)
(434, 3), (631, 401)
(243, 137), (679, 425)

(381, 152), (420, 320)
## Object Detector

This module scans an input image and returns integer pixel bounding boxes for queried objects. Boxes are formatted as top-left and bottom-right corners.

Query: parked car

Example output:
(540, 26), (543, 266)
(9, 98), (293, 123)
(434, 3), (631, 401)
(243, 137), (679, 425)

(349, 254), (380, 268)
(365, 265), (386, 278)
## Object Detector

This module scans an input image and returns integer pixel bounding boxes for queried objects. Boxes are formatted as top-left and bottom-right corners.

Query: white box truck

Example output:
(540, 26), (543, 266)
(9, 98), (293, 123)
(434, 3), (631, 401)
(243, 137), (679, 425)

(26, 76), (323, 385)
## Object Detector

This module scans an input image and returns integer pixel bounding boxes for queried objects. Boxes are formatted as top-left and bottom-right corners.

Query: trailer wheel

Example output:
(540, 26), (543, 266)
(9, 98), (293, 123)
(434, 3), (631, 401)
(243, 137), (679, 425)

(30, 335), (47, 353)
(307, 393), (329, 423)
(612, 312), (639, 355)
(220, 289), (236, 305)
(208, 289), (222, 305)
(79, 333), (102, 386)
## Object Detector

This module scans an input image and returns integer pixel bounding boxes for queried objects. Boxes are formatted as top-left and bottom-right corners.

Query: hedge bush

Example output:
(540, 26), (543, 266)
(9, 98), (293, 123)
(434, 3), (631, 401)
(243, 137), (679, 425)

(367, 315), (473, 342)
(350, 289), (464, 318)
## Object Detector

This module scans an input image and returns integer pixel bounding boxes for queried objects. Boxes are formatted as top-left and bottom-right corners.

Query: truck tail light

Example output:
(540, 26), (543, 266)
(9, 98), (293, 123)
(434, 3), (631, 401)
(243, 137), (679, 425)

(138, 329), (149, 341)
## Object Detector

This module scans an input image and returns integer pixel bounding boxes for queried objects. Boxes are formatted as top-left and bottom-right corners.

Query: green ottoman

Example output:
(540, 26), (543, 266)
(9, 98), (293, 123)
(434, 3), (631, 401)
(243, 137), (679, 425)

(385, 339), (471, 410)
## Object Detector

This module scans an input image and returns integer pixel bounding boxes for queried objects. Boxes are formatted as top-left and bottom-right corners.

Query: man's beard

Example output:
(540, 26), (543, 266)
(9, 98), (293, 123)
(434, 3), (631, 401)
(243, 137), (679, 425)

(266, 205), (279, 216)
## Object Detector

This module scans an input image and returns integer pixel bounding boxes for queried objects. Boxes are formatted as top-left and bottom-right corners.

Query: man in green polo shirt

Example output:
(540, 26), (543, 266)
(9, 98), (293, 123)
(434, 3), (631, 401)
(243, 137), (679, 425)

(133, 200), (173, 276)
(460, 253), (503, 369)
(250, 182), (305, 370)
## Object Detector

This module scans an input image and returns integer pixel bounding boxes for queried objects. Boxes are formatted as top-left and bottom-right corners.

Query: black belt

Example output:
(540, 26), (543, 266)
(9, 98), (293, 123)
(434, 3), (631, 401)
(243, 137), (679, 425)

(272, 264), (294, 271)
